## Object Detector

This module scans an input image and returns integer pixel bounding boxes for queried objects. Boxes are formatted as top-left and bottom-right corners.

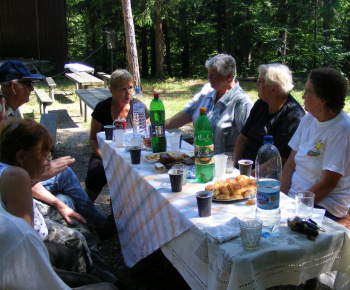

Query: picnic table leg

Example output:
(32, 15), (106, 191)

(84, 103), (88, 122)
(77, 83), (83, 116)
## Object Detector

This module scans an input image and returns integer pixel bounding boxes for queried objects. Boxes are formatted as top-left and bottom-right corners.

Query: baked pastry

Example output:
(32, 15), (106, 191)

(159, 153), (174, 165)
(183, 156), (194, 166)
(205, 175), (257, 200)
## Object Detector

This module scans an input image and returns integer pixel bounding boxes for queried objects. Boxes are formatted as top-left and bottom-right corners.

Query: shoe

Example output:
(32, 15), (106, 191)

(96, 215), (117, 240)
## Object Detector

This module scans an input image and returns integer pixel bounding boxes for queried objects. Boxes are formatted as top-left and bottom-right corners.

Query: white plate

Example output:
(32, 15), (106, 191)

(143, 153), (160, 163)
(212, 197), (249, 203)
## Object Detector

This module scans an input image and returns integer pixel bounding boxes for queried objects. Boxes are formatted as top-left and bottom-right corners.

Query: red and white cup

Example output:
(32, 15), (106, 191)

(113, 119), (126, 132)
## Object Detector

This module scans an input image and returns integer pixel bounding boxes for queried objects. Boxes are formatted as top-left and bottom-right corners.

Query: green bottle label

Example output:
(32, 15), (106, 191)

(195, 145), (214, 165)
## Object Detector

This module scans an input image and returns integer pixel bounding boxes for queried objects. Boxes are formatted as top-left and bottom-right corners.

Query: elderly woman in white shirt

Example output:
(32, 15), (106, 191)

(281, 67), (350, 221)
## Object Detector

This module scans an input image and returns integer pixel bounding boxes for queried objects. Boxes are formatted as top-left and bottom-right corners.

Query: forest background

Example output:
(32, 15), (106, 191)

(64, 0), (350, 82)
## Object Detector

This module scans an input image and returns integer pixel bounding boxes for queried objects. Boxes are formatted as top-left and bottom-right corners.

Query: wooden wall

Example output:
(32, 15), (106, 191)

(0, 0), (68, 72)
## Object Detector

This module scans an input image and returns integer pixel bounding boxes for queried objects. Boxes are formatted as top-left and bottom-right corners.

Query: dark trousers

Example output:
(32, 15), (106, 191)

(85, 153), (107, 193)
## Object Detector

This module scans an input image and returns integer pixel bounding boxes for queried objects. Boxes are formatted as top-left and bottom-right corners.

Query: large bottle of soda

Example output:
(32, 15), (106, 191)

(194, 107), (214, 183)
(255, 135), (282, 238)
(150, 93), (167, 153)
(132, 87), (147, 138)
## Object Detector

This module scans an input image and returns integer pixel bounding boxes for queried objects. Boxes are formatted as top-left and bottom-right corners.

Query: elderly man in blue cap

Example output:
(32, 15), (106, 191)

(0, 60), (116, 240)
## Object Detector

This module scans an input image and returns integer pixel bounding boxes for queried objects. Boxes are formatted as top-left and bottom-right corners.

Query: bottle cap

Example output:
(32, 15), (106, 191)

(135, 87), (140, 93)
(199, 107), (207, 114)
(264, 135), (273, 144)
(153, 93), (159, 98)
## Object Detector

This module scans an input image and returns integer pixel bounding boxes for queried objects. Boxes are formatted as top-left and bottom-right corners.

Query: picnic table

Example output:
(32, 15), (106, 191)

(97, 130), (350, 289)
(65, 71), (104, 90)
(75, 87), (111, 122)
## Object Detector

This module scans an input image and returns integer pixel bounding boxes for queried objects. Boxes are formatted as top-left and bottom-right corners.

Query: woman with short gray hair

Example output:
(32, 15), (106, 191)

(85, 69), (150, 201)
(234, 63), (305, 168)
(165, 53), (253, 154)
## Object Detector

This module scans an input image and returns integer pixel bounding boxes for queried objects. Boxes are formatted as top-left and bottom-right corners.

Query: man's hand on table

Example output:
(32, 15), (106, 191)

(40, 156), (75, 181)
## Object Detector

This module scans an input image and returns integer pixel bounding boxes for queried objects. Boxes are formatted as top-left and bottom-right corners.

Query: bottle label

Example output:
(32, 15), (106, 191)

(195, 145), (214, 165)
(133, 103), (145, 114)
(150, 125), (165, 137)
(256, 179), (280, 210)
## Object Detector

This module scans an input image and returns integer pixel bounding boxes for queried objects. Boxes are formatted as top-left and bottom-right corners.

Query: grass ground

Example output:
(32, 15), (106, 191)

(21, 76), (350, 121)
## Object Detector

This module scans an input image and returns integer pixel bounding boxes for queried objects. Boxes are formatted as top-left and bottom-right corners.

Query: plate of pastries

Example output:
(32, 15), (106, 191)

(205, 175), (257, 202)
(144, 152), (195, 169)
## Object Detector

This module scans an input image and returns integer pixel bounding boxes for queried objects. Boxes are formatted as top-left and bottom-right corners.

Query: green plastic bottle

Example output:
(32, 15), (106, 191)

(194, 107), (214, 183)
(150, 93), (167, 153)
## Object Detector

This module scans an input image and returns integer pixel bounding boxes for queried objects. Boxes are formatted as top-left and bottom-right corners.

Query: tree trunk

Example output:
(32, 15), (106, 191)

(278, 0), (288, 64)
(155, 0), (165, 78)
(121, 0), (141, 88)
(163, 22), (172, 77)
(314, 0), (318, 68)
(224, 0), (232, 55)
(246, 2), (253, 68)
(217, 0), (225, 53)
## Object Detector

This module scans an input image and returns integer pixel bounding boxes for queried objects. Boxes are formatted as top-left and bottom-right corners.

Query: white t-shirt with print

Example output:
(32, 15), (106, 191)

(288, 111), (350, 218)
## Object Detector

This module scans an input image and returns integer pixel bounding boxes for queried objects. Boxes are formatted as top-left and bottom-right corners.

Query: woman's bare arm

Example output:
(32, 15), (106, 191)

(0, 167), (34, 226)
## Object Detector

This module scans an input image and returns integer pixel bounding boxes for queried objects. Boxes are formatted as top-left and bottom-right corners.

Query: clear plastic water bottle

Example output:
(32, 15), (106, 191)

(132, 87), (147, 138)
(255, 135), (282, 238)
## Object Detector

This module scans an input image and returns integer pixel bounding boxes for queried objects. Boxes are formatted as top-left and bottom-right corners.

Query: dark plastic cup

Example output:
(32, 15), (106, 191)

(169, 169), (183, 192)
(196, 191), (214, 217)
(104, 125), (114, 140)
(130, 146), (141, 164)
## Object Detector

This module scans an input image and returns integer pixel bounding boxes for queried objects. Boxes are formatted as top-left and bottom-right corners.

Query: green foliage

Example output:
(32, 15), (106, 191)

(65, 0), (350, 79)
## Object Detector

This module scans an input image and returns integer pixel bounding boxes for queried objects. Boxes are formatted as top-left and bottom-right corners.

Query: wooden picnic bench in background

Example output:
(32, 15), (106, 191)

(97, 72), (111, 88)
(34, 77), (57, 114)
(40, 112), (58, 152)
(75, 87), (111, 122)
(65, 72), (104, 119)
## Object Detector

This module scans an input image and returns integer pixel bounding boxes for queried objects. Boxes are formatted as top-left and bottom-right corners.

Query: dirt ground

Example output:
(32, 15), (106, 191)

(49, 90), (331, 290)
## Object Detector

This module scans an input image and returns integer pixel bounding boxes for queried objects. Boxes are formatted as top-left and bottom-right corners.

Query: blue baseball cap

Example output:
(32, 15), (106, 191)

(0, 60), (45, 82)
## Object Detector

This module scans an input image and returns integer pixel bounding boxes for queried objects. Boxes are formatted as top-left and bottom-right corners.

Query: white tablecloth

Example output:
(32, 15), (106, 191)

(98, 131), (350, 289)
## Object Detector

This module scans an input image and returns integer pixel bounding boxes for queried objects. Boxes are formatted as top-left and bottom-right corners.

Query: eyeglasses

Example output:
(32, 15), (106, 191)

(303, 89), (315, 96)
(46, 153), (53, 162)
(16, 80), (34, 88)
(257, 78), (268, 86)
(35, 152), (52, 162)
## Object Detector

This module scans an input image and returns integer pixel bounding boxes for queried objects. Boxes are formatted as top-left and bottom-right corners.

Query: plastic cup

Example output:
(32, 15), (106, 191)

(295, 191), (315, 219)
(239, 218), (263, 250)
(214, 154), (228, 178)
(169, 169), (183, 192)
(104, 125), (114, 140)
(131, 137), (143, 147)
(224, 152), (235, 174)
(114, 129), (124, 147)
(169, 132), (181, 151)
(172, 164), (187, 185)
(238, 159), (253, 176)
(113, 119), (126, 132)
(196, 191), (214, 217)
(130, 146), (141, 164)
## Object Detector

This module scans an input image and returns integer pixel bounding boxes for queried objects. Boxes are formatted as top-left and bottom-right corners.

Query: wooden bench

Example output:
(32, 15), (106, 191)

(45, 77), (56, 101)
(97, 72), (111, 88)
(34, 76), (57, 114)
(35, 88), (54, 114)
(40, 112), (58, 152)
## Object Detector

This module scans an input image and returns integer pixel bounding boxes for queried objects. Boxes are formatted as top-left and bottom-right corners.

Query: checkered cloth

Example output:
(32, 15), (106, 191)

(98, 131), (327, 268)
